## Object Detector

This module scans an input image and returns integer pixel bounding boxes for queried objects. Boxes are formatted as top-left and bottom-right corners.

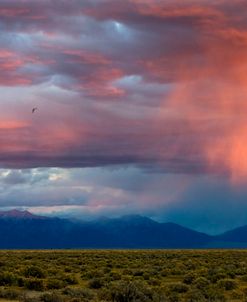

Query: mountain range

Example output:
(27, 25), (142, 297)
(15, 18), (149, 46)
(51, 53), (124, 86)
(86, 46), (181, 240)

(0, 210), (245, 249)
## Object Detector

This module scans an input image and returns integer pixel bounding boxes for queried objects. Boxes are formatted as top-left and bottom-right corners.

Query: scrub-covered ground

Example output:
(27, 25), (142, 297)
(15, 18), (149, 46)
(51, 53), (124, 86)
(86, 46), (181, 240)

(0, 250), (246, 301)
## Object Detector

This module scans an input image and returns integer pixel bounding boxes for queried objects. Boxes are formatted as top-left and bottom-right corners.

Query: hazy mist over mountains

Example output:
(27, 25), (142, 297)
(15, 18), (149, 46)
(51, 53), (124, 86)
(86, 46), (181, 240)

(0, 210), (245, 249)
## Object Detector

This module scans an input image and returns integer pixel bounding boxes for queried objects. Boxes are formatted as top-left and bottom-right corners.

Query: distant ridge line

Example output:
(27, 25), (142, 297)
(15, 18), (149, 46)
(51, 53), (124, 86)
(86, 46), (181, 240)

(0, 210), (244, 248)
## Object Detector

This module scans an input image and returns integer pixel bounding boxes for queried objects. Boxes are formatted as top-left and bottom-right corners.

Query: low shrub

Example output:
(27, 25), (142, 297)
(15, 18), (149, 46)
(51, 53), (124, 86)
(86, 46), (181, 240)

(168, 283), (189, 294)
(63, 275), (78, 285)
(110, 272), (121, 281)
(0, 272), (17, 286)
(241, 275), (247, 282)
(217, 279), (237, 290)
(24, 278), (44, 291)
(102, 281), (154, 302)
(88, 278), (104, 289)
(204, 286), (226, 302)
(183, 273), (195, 285)
(46, 278), (65, 290)
(133, 270), (144, 277)
(18, 276), (25, 287)
(148, 278), (161, 286)
(185, 289), (207, 302)
(24, 266), (45, 279)
(193, 277), (210, 290)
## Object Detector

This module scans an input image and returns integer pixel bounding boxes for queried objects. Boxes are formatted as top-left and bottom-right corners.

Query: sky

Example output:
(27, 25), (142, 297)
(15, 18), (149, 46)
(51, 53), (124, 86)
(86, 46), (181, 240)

(1, 0), (247, 234)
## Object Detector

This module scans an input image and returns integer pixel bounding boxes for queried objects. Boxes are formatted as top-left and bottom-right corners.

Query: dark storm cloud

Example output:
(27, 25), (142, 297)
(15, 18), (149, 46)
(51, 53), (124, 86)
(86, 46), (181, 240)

(0, 0), (247, 181)
(0, 0), (218, 88)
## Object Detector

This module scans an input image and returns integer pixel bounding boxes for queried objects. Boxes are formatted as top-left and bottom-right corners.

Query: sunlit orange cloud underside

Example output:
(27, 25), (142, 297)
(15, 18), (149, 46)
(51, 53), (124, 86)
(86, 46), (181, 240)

(90, 0), (247, 184)
(137, 0), (247, 184)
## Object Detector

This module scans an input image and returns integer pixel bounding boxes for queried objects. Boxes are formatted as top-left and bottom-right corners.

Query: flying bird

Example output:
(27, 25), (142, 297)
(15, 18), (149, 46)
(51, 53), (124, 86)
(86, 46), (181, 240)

(32, 107), (38, 113)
